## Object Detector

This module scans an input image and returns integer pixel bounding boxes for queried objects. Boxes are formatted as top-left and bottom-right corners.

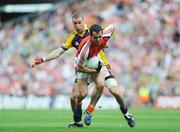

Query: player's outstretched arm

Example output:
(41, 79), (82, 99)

(32, 47), (65, 68)
(43, 48), (65, 62)
(102, 24), (115, 49)
(103, 24), (115, 36)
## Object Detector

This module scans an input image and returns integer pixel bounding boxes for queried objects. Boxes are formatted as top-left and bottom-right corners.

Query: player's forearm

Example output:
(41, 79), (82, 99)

(77, 64), (97, 73)
(43, 48), (64, 62)
(103, 24), (114, 38)
(105, 24), (114, 33)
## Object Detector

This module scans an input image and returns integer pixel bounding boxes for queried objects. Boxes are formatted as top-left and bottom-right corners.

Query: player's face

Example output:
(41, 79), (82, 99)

(72, 17), (84, 34)
(91, 31), (103, 45)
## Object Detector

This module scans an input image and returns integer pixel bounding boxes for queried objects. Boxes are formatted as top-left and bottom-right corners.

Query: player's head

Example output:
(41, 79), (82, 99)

(90, 24), (103, 45)
(72, 11), (84, 34)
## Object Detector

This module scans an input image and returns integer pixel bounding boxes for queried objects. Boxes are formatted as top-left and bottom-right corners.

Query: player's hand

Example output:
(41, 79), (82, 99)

(32, 57), (44, 68)
(95, 61), (102, 72)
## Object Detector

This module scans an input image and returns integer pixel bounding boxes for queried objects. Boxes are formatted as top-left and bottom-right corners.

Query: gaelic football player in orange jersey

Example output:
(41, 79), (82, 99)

(74, 24), (135, 127)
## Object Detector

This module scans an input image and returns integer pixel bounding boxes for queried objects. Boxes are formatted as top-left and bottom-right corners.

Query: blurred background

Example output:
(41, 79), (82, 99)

(0, 0), (179, 109)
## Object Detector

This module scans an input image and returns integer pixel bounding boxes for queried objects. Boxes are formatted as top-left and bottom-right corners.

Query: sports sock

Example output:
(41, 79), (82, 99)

(86, 104), (95, 114)
(74, 102), (82, 122)
(120, 105), (128, 114)
(76, 102), (82, 107)
(70, 98), (76, 114)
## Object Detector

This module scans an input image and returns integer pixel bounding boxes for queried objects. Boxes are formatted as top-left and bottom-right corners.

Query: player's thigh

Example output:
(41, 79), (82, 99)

(71, 82), (79, 98)
(76, 79), (88, 96)
(92, 72), (104, 89)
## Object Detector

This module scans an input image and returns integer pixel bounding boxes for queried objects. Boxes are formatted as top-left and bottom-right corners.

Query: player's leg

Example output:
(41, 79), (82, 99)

(105, 68), (135, 127)
(84, 87), (103, 126)
(84, 72), (104, 126)
(68, 82), (83, 128)
(68, 79), (88, 128)
(76, 78), (89, 102)
(108, 86), (135, 127)
(68, 73), (89, 128)
(108, 86), (125, 106)
(88, 87), (103, 111)
(70, 79), (78, 114)
(69, 80), (82, 128)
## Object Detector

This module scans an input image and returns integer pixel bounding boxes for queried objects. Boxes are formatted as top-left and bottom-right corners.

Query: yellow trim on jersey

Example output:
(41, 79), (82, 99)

(99, 50), (109, 66)
(63, 33), (75, 49)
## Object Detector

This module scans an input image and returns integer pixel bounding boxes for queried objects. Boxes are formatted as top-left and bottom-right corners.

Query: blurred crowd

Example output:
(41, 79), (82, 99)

(0, 0), (179, 107)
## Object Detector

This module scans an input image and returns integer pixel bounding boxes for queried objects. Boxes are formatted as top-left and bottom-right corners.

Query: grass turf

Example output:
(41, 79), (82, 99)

(0, 109), (179, 132)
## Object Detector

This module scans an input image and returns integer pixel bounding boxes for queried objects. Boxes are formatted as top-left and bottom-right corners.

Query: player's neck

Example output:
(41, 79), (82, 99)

(78, 30), (84, 34)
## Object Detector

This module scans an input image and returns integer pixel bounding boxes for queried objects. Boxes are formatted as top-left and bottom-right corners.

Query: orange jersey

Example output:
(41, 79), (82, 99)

(76, 36), (109, 66)
(61, 24), (114, 66)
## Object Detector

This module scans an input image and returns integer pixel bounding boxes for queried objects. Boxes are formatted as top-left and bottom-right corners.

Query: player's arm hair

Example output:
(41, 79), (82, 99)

(76, 64), (97, 73)
(42, 46), (66, 62)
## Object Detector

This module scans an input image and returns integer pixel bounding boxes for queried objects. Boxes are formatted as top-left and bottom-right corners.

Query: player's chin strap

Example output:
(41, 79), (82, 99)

(105, 75), (117, 88)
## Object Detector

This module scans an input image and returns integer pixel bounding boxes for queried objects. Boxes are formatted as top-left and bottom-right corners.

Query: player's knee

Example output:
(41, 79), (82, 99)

(97, 86), (104, 92)
(70, 95), (76, 101)
(70, 90), (78, 100)
(79, 90), (88, 99)
(105, 76), (117, 89)
(96, 83), (104, 90)
(71, 84), (78, 97)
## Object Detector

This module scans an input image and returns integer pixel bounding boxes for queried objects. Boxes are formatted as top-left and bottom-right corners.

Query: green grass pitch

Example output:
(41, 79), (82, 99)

(0, 109), (179, 132)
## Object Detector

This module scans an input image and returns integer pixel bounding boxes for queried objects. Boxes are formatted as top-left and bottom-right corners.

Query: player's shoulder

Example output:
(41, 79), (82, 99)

(78, 36), (90, 49)
(81, 35), (90, 44)
(65, 32), (76, 47)
(70, 31), (76, 36)
(66, 32), (76, 40)
(76, 36), (91, 56)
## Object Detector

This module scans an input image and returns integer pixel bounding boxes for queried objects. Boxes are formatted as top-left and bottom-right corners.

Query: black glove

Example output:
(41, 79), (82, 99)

(95, 61), (102, 72)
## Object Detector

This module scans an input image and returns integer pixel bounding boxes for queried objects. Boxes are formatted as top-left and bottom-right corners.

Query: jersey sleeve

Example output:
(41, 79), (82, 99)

(102, 24), (114, 40)
(61, 33), (75, 51)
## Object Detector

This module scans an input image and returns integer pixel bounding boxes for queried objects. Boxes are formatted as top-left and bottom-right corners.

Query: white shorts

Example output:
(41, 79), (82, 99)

(75, 66), (117, 89)
(76, 67), (103, 82)
(76, 71), (90, 80)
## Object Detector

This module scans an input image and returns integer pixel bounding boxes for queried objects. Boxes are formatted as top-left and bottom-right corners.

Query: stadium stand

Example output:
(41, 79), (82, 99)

(0, 0), (179, 108)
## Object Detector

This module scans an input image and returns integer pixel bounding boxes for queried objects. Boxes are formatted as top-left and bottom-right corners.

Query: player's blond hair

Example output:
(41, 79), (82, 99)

(72, 11), (84, 19)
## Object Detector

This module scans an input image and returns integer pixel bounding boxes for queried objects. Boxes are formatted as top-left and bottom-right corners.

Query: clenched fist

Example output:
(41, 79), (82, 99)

(32, 57), (44, 68)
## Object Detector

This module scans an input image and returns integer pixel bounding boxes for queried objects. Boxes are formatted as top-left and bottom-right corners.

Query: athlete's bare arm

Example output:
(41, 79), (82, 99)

(32, 46), (66, 67)
(43, 47), (65, 62)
